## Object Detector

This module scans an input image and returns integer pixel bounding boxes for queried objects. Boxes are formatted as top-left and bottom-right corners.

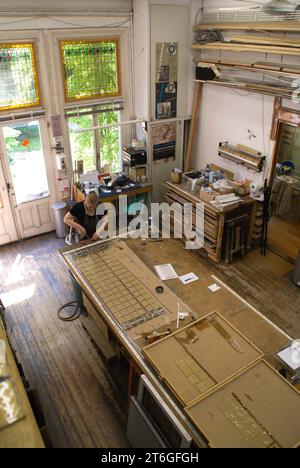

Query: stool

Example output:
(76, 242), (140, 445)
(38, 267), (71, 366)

(224, 214), (249, 263)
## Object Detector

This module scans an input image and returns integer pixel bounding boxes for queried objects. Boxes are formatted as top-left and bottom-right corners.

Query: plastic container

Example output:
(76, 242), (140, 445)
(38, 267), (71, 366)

(52, 201), (68, 238)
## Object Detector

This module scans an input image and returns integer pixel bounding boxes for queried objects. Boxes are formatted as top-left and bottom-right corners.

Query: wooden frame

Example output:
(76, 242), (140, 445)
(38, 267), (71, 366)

(185, 359), (300, 449)
(143, 311), (263, 407)
(269, 98), (300, 184)
(0, 42), (41, 113)
(192, 42), (300, 57)
(59, 38), (121, 104)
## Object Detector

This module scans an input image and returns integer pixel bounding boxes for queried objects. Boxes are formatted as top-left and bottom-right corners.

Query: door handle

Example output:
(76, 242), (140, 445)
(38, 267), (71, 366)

(6, 182), (15, 195)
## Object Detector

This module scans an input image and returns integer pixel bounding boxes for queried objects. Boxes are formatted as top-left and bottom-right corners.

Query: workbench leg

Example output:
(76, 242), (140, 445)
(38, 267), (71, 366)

(127, 358), (136, 406)
(216, 214), (225, 262)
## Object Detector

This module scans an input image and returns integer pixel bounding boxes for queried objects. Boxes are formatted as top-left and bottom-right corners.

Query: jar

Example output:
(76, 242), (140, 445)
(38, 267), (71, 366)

(171, 170), (182, 184)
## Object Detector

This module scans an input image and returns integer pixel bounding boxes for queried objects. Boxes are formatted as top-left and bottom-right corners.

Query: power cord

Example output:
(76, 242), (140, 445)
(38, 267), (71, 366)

(57, 301), (81, 322)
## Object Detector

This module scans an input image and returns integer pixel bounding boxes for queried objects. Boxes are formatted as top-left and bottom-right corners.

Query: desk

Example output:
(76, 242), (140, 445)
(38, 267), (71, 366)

(59, 237), (299, 448)
(73, 184), (153, 212)
(0, 318), (44, 448)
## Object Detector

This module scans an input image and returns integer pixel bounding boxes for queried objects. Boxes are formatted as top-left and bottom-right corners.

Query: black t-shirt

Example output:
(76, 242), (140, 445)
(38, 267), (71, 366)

(70, 202), (88, 225)
(69, 202), (107, 238)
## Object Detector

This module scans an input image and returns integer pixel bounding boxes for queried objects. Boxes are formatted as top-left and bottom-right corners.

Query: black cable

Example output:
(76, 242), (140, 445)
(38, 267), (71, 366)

(57, 301), (81, 322)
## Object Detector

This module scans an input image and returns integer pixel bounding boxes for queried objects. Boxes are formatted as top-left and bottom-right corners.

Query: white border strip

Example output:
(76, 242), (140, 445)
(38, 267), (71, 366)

(211, 275), (293, 342)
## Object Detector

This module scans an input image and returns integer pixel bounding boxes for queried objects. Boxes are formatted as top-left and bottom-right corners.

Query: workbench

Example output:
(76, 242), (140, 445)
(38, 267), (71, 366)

(59, 236), (300, 449)
(164, 181), (258, 262)
(73, 183), (153, 211)
(0, 317), (44, 448)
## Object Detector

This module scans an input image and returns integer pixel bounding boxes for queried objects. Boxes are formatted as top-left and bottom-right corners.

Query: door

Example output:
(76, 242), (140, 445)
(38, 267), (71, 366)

(0, 156), (18, 245)
(0, 119), (55, 241)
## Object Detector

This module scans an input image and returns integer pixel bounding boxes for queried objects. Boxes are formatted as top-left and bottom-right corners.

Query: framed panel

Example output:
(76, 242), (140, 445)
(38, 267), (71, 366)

(143, 312), (263, 406)
(186, 360), (300, 449)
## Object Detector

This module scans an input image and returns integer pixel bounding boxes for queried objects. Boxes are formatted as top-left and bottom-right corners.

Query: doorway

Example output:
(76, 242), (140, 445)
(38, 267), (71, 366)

(269, 122), (300, 262)
(0, 118), (55, 245)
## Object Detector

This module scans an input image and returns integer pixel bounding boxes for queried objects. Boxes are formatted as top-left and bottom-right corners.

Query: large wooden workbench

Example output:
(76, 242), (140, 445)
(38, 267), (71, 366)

(0, 317), (44, 448)
(59, 237), (299, 448)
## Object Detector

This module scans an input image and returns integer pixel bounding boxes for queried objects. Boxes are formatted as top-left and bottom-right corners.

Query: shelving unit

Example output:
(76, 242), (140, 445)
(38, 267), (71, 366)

(192, 15), (300, 100)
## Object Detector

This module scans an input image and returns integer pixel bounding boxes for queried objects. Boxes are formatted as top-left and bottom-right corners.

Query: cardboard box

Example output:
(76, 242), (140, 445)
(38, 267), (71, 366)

(200, 189), (217, 203)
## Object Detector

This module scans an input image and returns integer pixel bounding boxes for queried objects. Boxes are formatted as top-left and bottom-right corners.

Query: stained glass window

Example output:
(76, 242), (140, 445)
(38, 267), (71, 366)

(60, 39), (121, 103)
(0, 43), (40, 112)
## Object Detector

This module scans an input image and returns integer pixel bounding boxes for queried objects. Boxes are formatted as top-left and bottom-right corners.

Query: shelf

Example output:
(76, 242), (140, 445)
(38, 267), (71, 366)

(194, 79), (294, 100)
(192, 42), (300, 57)
(193, 22), (300, 32)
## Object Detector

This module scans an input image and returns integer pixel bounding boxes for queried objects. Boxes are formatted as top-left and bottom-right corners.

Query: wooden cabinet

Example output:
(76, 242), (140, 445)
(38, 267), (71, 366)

(164, 181), (257, 262)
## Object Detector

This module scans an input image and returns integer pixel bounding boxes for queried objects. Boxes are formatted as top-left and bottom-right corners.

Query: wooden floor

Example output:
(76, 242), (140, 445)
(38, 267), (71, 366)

(0, 233), (299, 448)
(268, 215), (300, 261)
(0, 234), (129, 448)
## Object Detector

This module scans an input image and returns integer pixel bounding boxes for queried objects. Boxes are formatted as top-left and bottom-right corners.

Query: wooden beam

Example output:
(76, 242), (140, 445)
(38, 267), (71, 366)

(192, 42), (300, 57)
(231, 35), (300, 48)
(193, 22), (300, 32)
(194, 58), (300, 79)
(194, 80), (293, 100)
(184, 81), (202, 173)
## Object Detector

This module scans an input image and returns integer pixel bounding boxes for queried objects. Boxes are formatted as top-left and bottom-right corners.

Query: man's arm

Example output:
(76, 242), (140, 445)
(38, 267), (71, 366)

(92, 214), (109, 241)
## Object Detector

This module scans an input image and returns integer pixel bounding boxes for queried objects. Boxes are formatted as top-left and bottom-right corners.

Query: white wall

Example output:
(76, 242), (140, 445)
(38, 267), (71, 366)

(150, 1), (192, 201)
(193, 85), (276, 181)
(191, 0), (300, 182)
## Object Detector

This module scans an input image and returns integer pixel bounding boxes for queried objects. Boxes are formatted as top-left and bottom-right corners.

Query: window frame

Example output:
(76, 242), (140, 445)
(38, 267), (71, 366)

(59, 37), (122, 104)
(0, 41), (41, 113)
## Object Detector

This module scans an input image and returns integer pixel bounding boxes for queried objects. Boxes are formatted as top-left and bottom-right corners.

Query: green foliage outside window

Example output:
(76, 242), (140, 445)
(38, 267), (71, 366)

(68, 111), (121, 174)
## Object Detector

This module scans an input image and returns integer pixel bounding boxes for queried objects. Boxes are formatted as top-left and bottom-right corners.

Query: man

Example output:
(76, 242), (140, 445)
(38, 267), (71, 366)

(64, 191), (108, 242)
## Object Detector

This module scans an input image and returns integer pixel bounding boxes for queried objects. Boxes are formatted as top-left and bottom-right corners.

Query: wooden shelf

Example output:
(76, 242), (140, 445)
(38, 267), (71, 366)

(192, 42), (300, 57)
(194, 59), (300, 79)
(194, 79), (294, 100)
(193, 22), (300, 32)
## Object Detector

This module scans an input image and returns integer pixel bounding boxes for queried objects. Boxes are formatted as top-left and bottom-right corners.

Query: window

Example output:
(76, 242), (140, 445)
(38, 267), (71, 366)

(60, 39), (121, 103)
(68, 107), (122, 174)
(0, 43), (40, 112)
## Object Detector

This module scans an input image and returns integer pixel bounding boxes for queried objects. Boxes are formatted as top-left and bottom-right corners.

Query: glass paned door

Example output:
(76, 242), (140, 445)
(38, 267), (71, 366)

(0, 119), (54, 240)
(2, 121), (49, 204)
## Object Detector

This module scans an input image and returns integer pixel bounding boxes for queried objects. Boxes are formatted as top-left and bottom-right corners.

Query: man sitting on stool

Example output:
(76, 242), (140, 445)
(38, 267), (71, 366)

(64, 191), (108, 242)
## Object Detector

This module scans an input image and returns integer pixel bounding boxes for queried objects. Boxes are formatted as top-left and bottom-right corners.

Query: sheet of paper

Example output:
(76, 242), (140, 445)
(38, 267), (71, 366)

(179, 273), (199, 285)
(154, 264), (178, 281)
(208, 283), (221, 293)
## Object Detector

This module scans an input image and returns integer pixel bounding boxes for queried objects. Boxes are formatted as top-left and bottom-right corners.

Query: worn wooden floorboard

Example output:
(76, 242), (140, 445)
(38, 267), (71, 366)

(0, 234), (129, 449)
